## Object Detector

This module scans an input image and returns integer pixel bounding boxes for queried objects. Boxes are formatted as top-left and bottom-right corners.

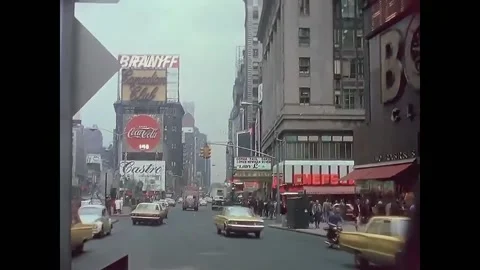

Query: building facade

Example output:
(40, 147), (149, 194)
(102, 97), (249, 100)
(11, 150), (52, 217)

(243, 0), (264, 127)
(182, 102), (195, 117)
(83, 124), (103, 154)
(72, 119), (87, 195)
(182, 117), (211, 189)
(256, 0), (365, 196)
(113, 102), (184, 195)
(341, 0), (420, 195)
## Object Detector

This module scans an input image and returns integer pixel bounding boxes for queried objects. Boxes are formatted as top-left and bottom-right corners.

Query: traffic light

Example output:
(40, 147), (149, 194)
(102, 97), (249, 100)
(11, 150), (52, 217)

(200, 147), (205, 158)
(205, 145), (212, 159)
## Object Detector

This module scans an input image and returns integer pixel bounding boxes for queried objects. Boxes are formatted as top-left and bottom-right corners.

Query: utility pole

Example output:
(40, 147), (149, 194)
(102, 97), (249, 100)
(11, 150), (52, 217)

(105, 172), (108, 201)
(275, 141), (281, 223)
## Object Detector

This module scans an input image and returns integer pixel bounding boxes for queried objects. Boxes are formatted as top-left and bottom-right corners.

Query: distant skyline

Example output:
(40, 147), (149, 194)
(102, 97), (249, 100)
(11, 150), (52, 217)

(75, 0), (245, 182)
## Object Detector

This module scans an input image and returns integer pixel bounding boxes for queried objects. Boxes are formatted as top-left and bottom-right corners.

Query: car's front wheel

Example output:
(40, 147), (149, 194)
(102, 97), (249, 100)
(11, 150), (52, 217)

(254, 232), (261, 238)
(217, 227), (222, 234)
(354, 252), (369, 270)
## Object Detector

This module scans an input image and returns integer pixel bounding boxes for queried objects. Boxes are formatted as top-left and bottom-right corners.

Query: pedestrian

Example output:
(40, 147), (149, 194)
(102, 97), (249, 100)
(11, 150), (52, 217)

(353, 198), (361, 231)
(313, 200), (322, 228)
(322, 199), (331, 223)
(308, 201), (314, 224)
(280, 202), (287, 227)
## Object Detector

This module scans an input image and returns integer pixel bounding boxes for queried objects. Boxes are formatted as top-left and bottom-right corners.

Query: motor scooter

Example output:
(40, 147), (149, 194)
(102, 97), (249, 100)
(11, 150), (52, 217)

(324, 224), (343, 249)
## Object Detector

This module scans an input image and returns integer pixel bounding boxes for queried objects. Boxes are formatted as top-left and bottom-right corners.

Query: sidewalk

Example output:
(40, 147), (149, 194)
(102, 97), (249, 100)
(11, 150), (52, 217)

(111, 206), (132, 217)
(268, 222), (363, 237)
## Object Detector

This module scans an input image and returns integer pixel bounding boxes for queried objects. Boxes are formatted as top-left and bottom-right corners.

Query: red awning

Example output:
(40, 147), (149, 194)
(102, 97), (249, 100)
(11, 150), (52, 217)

(304, 186), (356, 195)
(339, 159), (417, 182)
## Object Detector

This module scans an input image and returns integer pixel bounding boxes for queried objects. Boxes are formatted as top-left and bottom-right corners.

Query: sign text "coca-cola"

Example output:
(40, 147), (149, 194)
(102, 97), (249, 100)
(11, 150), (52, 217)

(126, 126), (159, 139)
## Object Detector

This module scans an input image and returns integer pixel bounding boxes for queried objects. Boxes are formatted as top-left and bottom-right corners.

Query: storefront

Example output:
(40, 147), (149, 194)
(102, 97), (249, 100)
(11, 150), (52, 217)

(233, 157), (273, 200)
(272, 160), (357, 201)
(339, 0), (420, 199)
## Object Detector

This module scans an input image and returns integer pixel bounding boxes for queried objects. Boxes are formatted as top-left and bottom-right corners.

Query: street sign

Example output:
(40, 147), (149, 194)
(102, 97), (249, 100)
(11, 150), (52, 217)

(72, 18), (120, 115)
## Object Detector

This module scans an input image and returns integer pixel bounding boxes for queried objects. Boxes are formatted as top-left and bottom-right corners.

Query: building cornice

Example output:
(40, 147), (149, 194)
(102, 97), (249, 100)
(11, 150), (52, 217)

(257, 0), (272, 42)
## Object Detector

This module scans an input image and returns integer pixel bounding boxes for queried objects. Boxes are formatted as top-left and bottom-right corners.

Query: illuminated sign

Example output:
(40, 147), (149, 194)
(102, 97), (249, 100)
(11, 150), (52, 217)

(367, 0), (415, 39)
(121, 69), (167, 102)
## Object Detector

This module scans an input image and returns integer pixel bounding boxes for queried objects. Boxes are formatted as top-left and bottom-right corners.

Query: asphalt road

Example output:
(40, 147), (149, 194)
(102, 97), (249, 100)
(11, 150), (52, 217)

(72, 205), (355, 270)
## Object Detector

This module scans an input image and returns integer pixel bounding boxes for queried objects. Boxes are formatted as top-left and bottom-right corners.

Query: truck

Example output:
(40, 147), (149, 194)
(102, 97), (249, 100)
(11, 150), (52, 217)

(211, 187), (227, 210)
(182, 186), (200, 211)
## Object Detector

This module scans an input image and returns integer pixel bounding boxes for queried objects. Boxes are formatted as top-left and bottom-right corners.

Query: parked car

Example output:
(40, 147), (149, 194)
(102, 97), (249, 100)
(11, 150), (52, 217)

(339, 216), (410, 269)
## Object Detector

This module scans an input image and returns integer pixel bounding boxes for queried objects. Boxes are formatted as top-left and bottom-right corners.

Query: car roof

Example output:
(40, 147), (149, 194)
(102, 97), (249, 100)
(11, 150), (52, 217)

(79, 204), (105, 209)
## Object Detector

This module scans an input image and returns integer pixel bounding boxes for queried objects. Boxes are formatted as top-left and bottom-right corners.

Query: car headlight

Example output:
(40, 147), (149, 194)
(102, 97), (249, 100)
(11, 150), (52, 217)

(95, 222), (102, 229)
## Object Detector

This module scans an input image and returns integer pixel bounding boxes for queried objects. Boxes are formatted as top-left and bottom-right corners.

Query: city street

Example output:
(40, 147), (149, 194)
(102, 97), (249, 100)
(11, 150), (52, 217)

(72, 205), (355, 270)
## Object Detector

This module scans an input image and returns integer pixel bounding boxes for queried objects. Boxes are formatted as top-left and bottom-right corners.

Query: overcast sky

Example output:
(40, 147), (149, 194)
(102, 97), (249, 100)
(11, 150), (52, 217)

(76, 0), (245, 183)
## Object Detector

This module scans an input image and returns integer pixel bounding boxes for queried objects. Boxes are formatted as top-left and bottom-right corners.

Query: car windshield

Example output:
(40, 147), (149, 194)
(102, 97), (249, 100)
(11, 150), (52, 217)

(186, 195), (194, 200)
(226, 207), (254, 217)
(136, 204), (156, 211)
(397, 219), (411, 237)
(78, 207), (102, 216)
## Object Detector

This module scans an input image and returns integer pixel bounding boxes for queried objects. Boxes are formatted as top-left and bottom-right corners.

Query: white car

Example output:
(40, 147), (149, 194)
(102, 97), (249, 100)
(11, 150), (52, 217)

(166, 198), (176, 206)
(78, 205), (113, 238)
(81, 199), (103, 206)
(199, 199), (207, 206)
(205, 197), (213, 203)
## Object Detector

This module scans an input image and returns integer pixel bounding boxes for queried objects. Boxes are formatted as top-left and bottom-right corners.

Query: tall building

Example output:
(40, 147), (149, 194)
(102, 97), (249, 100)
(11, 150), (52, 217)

(182, 102), (195, 117)
(182, 122), (211, 189)
(72, 118), (87, 195)
(243, 0), (263, 147)
(255, 0), (365, 195)
(340, 1), (420, 195)
(83, 124), (103, 154)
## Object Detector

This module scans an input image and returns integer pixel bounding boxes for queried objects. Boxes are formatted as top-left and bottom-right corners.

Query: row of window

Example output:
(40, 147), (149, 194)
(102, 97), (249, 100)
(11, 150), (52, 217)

(299, 28), (363, 50)
(298, 56), (364, 79)
(277, 141), (354, 161)
(298, 87), (364, 109)
(300, 0), (361, 18)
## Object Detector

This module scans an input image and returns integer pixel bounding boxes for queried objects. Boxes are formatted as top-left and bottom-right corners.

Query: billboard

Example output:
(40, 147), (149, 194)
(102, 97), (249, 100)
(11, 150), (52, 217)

(234, 157), (272, 170)
(120, 69), (167, 102)
(122, 114), (163, 153)
(236, 131), (251, 157)
(119, 160), (166, 191)
(118, 54), (180, 103)
(86, 154), (102, 164)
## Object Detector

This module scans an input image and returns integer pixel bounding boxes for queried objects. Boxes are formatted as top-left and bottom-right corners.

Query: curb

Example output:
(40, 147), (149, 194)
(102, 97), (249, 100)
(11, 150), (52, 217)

(112, 219), (119, 224)
(268, 225), (327, 238)
(111, 214), (131, 217)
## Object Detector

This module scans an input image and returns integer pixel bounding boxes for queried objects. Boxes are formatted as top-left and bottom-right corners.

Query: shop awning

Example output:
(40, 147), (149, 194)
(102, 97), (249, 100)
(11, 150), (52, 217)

(339, 158), (417, 182)
(304, 186), (356, 195)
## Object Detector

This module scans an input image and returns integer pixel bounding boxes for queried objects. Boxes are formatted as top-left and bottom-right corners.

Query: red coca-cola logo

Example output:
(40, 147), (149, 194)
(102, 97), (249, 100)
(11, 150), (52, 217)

(124, 115), (161, 151)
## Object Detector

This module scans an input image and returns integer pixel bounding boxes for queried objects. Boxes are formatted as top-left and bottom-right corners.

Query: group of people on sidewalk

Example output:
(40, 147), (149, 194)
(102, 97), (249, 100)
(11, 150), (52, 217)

(308, 199), (346, 229)
(307, 192), (416, 231)
(245, 198), (278, 219)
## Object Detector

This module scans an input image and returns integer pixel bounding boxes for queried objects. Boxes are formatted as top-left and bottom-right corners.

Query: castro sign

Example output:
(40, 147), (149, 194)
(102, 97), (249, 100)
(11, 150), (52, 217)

(124, 115), (161, 152)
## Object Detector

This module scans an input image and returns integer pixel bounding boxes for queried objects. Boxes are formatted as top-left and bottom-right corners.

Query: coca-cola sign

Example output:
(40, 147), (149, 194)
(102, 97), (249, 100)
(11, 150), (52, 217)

(124, 115), (161, 152)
